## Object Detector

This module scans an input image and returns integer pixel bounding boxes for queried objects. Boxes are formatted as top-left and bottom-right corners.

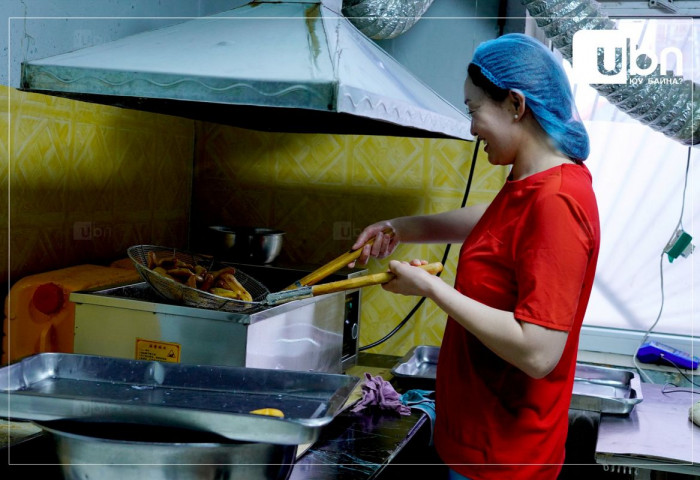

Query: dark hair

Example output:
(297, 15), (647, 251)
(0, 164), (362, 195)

(467, 63), (509, 102)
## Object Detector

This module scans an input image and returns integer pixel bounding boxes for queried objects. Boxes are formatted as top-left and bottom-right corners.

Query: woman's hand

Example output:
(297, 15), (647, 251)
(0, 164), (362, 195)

(348, 221), (400, 267)
(382, 259), (439, 298)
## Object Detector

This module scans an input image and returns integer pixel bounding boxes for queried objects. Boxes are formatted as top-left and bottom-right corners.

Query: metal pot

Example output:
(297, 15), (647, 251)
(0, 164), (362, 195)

(38, 421), (296, 480)
(209, 226), (285, 264)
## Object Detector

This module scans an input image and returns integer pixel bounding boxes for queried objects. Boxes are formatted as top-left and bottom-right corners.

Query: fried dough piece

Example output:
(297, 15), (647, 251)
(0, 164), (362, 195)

(210, 287), (247, 301)
(153, 266), (175, 280)
(155, 257), (178, 270)
(174, 258), (195, 269)
(147, 251), (158, 269)
(167, 267), (196, 279)
(214, 273), (253, 302)
(199, 273), (215, 291)
(210, 266), (237, 278)
(147, 254), (253, 302)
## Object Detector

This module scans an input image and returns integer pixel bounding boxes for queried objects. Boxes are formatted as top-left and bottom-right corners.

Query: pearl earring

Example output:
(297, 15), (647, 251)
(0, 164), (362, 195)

(514, 114), (518, 119)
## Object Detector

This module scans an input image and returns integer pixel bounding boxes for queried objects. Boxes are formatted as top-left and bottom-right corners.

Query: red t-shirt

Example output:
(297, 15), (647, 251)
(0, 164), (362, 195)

(434, 163), (600, 480)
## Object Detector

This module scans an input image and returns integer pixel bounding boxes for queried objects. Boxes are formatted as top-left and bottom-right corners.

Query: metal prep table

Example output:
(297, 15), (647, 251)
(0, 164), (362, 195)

(596, 382), (700, 476)
(1, 353), (438, 480)
(8, 354), (696, 479)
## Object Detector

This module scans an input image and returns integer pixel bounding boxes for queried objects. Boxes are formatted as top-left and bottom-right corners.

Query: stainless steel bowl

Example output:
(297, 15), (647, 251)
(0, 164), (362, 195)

(38, 421), (296, 480)
(209, 226), (285, 264)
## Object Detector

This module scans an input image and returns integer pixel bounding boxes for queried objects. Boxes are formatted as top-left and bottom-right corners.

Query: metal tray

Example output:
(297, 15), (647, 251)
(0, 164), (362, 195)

(571, 363), (643, 415)
(391, 345), (439, 381)
(391, 346), (643, 415)
(0, 353), (360, 445)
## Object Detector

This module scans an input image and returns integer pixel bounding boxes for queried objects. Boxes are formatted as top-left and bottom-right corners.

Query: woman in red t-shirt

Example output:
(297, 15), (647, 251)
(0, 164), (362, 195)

(350, 34), (600, 480)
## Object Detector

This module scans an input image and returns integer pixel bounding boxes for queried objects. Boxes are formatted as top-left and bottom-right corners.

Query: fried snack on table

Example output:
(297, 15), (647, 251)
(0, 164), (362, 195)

(146, 253), (253, 302)
(249, 408), (285, 418)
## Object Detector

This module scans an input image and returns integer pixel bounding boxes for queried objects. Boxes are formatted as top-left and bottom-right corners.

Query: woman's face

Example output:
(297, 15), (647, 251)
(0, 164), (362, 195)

(463, 77), (519, 166)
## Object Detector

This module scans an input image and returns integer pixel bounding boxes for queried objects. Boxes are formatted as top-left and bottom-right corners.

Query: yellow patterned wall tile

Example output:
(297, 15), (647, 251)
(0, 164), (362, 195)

(9, 225), (68, 274)
(12, 118), (72, 196)
(353, 241), (458, 354)
(350, 136), (425, 190)
(0, 86), (9, 111)
(469, 149), (509, 201)
(96, 222), (147, 256)
(350, 192), (426, 239)
(0, 89), (8, 159)
(71, 101), (129, 128)
(412, 302), (447, 345)
(195, 123), (276, 188)
(216, 187), (274, 227)
(0, 227), (7, 271)
(149, 217), (190, 250)
(3, 79), (510, 356)
(13, 90), (74, 120)
(218, 141), (275, 186)
(359, 281), (431, 355)
(192, 124), (507, 356)
(427, 138), (477, 191)
(70, 97), (193, 137)
(271, 190), (353, 264)
(151, 139), (194, 208)
(425, 191), (467, 216)
(197, 123), (248, 178)
(6, 88), (194, 289)
(276, 133), (348, 186)
(121, 222), (158, 248)
(71, 126), (117, 182)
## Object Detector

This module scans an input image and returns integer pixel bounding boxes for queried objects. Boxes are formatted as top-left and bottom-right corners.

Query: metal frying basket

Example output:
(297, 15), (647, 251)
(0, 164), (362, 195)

(127, 245), (269, 312)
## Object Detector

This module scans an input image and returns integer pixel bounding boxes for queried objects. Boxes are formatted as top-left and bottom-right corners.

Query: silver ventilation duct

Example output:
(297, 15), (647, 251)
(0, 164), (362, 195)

(342, 0), (435, 39)
(522, 0), (700, 145)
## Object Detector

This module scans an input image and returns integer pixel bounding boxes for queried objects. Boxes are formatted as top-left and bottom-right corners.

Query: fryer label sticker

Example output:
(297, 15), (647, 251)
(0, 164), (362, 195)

(135, 338), (181, 363)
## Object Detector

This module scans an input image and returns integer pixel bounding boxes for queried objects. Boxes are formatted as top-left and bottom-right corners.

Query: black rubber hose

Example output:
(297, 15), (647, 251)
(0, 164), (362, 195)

(358, 138), (481, 352)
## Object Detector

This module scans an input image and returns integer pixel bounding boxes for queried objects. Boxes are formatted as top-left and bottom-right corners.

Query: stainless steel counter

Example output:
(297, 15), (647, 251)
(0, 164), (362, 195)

(8, 354), (693, 479)
(1, 353), (437, 480)
(596, 382), (700, 475)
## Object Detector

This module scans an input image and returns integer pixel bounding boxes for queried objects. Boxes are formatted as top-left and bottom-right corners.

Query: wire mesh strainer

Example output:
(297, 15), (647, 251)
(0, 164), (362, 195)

(127, 245), (270, 312)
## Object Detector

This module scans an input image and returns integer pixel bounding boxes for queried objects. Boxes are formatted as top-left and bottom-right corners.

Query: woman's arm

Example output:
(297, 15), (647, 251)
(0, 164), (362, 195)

(385, 260), (569, 379)
(351, 204), (490, 265)
(391, 204), (490, 244)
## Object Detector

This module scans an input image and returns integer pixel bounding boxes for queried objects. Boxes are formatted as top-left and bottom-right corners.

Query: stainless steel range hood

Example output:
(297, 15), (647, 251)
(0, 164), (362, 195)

(20, 0), (472, 140)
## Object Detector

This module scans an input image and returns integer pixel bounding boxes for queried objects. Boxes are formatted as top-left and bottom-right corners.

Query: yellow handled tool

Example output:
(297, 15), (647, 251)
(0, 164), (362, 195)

(282, 227), (395, 291)
(268, 262), (443, 305)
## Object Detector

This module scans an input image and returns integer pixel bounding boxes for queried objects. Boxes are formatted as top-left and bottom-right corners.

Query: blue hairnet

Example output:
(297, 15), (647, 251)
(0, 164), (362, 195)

(471, 33), (589, 161)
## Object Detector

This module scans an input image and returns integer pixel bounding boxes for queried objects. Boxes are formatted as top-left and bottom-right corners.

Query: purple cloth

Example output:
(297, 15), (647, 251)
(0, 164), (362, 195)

(350, 373), (411, 415)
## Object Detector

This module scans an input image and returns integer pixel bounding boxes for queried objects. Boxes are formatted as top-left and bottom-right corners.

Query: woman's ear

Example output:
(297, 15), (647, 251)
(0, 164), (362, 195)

(509, 90), (526, 119)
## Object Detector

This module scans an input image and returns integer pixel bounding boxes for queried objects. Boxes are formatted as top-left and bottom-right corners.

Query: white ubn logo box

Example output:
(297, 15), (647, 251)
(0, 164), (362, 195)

(572, 29), (683, 85)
